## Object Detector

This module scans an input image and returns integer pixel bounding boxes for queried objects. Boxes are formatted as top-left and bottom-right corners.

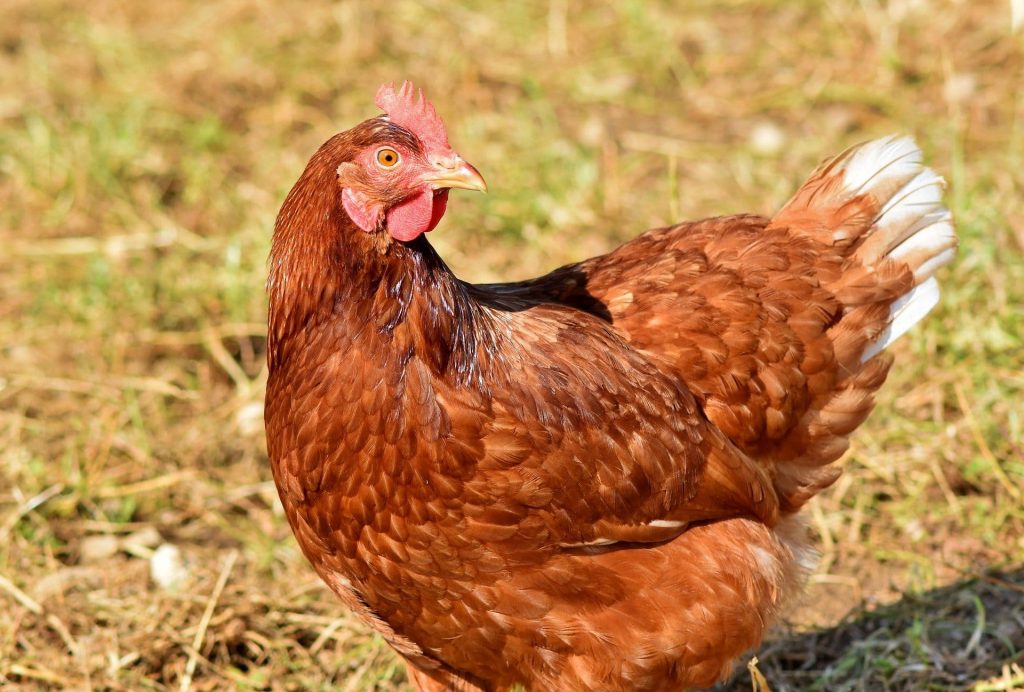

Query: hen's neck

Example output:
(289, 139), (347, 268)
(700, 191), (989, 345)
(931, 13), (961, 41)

(267, 178), (481, 379)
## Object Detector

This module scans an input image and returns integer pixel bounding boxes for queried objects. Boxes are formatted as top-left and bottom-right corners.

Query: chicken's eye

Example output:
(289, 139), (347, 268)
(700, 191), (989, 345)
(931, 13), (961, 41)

(376, 147), (401, 168)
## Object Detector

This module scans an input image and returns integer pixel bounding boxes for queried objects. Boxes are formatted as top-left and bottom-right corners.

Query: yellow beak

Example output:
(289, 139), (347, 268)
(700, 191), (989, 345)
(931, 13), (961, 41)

(422, 157), (488, 193)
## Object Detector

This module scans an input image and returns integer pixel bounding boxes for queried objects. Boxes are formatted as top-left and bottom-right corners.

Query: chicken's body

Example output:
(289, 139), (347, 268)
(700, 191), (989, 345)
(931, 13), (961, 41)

(265, 84), (956, 691)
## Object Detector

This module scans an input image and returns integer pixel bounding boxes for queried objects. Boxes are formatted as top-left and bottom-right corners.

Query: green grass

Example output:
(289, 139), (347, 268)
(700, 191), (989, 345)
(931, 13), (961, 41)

(1, 0), (1022, 689)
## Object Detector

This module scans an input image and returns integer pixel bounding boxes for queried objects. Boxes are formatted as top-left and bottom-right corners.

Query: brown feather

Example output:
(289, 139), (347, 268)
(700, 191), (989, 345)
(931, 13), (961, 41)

(266, 126), (955, 690)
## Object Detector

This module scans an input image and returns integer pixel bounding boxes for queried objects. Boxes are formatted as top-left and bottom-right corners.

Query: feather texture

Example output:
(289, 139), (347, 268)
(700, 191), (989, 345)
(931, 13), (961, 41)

(265, 123), (956, 691)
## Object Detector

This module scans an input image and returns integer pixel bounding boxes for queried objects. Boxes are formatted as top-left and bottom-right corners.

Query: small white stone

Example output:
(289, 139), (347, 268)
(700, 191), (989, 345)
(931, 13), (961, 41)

(577, 115), (606, 147)
(749, 121), (786, 155)
(903, 518), (925, 542)
(943, 72), (976, 105)
(80, 535), (120, 563)
(235, 400), (264, 436)
(150, 544), (189, 591)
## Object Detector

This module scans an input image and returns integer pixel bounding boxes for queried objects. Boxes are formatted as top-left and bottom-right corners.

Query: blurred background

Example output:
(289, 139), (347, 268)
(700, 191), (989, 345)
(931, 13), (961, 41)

(1, 0), (1022, 689)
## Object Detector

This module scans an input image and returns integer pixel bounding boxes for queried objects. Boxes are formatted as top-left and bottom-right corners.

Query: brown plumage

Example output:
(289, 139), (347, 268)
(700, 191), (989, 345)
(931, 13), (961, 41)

(265, 83), (956, 690)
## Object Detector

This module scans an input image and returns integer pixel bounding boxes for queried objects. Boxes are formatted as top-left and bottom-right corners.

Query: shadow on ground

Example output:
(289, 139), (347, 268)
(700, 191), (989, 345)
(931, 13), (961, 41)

(718, 567), (1024, 691)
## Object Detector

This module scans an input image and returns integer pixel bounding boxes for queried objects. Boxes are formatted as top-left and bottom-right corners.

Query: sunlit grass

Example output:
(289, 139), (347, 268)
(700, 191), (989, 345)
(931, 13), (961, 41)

(0, 0), (1021, 689)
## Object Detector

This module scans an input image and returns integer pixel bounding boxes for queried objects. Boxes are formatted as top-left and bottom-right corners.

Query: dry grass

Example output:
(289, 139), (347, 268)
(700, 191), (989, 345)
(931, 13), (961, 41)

(1, 0), (1021, 689)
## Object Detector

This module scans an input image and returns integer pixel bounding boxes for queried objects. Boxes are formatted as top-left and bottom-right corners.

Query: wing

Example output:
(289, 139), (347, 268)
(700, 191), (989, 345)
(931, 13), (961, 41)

(479, 213), (872, 515)
(480, 215), (869, 511)
(482, 137), (953, 514)
(435, 298), (780, 548)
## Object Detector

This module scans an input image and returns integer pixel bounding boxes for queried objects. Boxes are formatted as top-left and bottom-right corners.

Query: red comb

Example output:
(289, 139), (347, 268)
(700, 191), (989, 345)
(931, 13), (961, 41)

(375, 81), (451, 152)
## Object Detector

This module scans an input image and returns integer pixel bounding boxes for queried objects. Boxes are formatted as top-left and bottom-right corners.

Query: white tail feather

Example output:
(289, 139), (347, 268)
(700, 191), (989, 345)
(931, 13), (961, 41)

(838, 136), (957, 360)
(861, 277), (941, 362)
(859, 170), (947, 262)
(841, 135), (922, 197)
(888, 219), (957, 281)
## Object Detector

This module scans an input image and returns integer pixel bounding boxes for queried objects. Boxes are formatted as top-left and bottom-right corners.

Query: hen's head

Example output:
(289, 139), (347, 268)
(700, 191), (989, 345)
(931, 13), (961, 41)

(335, 82), (486, 243)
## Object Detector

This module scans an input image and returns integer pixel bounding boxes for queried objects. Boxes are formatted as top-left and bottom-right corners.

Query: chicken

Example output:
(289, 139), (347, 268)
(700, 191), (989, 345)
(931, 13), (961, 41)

(265, 82), (957, 691)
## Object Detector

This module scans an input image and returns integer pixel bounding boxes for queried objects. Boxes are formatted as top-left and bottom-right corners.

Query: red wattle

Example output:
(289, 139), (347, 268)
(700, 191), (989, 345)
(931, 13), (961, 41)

(386, 188), (449, 242)
(427, 189), (449, 232)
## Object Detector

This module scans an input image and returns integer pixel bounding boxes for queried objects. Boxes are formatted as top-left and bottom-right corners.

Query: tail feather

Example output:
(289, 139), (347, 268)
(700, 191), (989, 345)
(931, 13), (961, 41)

(841, 136), (956, 357)
(860, 277), (940, 362)
(763, 136), (957, 509)
(859, 167), (950, 265)
(776, 134), (957, 360)
(839, 135), (924, 198)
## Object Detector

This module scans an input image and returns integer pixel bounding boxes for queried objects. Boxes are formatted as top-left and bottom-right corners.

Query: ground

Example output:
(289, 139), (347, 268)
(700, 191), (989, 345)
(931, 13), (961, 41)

(1, 0), (1022, 689)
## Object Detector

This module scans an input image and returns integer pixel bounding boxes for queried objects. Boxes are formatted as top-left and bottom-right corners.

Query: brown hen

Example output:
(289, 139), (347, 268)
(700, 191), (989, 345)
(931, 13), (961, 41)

(265, 82), (956, 691)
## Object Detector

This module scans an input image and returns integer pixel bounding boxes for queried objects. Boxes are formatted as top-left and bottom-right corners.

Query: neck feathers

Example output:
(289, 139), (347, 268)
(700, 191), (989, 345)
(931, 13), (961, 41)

(266, 145), (483, 381)
(267, 142), (352, 358)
